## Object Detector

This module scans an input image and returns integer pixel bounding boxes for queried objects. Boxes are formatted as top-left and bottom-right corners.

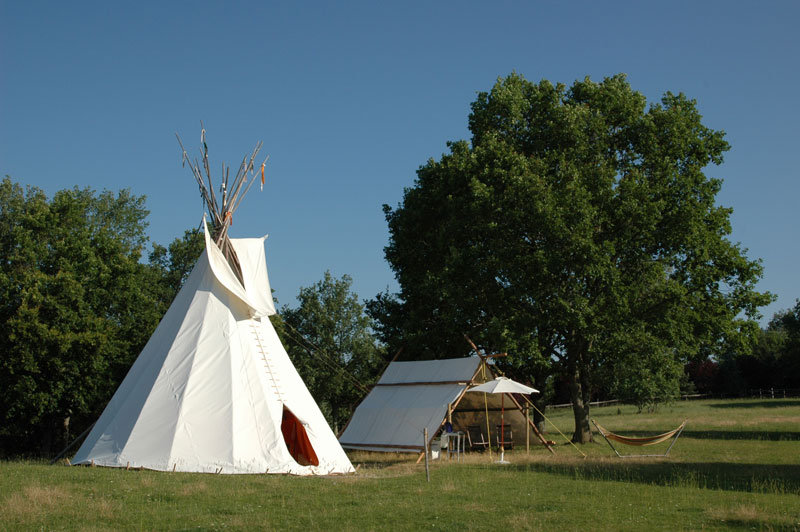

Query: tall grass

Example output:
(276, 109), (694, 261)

(1, 399), (798, 531)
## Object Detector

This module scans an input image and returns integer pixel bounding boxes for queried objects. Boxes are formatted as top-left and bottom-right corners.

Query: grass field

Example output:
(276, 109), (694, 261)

(1, 398), (798, 531)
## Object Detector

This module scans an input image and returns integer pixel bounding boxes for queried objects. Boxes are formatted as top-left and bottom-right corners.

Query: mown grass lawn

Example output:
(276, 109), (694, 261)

(1, 398), (798, 531)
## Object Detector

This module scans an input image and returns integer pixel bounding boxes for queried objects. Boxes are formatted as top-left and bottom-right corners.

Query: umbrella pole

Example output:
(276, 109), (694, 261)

(484, 391), (492, 461)
(501, 394), (504, 449)
(499, 394), (507, 463)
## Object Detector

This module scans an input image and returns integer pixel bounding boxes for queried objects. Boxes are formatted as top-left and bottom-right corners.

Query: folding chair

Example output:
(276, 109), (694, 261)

(466, 425), (490, 451)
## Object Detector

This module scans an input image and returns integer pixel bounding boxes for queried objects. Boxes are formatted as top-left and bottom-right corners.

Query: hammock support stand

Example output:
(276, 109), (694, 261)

(591, 419), (687, 458)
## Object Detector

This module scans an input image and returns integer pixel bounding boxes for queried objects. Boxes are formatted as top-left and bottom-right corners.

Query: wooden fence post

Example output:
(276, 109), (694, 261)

(423, 428), (430, 483)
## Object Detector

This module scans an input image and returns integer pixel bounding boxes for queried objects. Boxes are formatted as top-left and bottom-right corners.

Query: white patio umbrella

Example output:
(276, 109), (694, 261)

(468, 377), (539, 463)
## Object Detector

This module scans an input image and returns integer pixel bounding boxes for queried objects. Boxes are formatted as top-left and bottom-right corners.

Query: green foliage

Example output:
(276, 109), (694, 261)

(147, 228), (205, 311)
(279, 272), (386, 430)
(607, 332), (682, 412)
(0, 178), (153, 455)
(377, 73), (773, 442)
(0, 177), (204, 458)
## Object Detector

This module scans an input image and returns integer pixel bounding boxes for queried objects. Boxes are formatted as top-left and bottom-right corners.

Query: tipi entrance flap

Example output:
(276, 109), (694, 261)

(281, 406), (320, 466)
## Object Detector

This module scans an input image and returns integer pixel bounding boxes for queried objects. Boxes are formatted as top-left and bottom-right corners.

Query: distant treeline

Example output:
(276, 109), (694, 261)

(685, 308), (800, 396)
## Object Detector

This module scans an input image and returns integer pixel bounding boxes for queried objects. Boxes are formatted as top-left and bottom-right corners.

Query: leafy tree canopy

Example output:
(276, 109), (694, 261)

(0, 177), (203, 457)
(377, 73), (773, 441)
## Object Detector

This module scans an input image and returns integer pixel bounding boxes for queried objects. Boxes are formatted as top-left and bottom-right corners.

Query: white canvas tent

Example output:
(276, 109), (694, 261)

(71, 223), (354, 475)
(338, 357), (484, 453)
(339, 356), (553, 455)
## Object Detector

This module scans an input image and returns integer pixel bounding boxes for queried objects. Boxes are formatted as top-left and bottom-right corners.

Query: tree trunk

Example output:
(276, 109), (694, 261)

(568, 352), (593, 443)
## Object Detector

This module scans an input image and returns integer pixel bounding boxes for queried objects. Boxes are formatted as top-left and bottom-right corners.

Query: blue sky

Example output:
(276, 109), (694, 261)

(1, 1), (797, 323)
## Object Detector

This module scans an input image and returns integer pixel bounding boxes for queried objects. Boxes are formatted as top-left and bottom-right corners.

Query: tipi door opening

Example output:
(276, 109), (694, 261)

(281, 406), (319, 466)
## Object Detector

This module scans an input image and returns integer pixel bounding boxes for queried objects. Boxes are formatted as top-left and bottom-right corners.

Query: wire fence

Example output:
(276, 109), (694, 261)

(545, 388), (800, 410)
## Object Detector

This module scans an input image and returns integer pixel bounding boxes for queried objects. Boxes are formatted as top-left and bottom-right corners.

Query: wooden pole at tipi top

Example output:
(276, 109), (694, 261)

(176, 124), (269, 288)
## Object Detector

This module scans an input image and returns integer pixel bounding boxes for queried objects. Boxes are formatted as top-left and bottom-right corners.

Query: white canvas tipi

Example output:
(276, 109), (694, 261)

(71, 221), (354, 475)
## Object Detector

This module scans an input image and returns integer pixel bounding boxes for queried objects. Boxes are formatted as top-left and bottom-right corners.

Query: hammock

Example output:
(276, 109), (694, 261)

(591, 419), (686, 458)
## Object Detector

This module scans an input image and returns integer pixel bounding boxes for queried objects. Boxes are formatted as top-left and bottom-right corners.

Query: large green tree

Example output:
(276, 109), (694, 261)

(378, 74), (772, 442)
(0, 178), (155, 455)
(278, 272), (386, 431)
(0, 177), (203, 457)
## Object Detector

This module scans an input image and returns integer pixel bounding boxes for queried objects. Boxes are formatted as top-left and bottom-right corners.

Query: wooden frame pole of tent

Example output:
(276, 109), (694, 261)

(506, 393), (555, 454)
(423, 428), (430, 482)
(465, 335), (498, 460)
(464, 335), (554, 455)
(447, 403), (453, 461)
(525, 405), (530, 455)
(415, 359), (492, 463)
(481, 363), (493, 460)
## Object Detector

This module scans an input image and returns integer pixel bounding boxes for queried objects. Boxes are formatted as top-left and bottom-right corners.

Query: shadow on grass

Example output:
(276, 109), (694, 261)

(347, 454), (418, 470)
(683, 430), (800, 441)
(708, 400), (800, 409)
(512, 461), (800, 495)
(594, 430), (800, 441)
(719, 518), (797, 531)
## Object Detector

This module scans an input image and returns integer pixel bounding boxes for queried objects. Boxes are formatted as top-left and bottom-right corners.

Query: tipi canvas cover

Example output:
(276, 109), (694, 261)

(72, 224), (354, 475)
